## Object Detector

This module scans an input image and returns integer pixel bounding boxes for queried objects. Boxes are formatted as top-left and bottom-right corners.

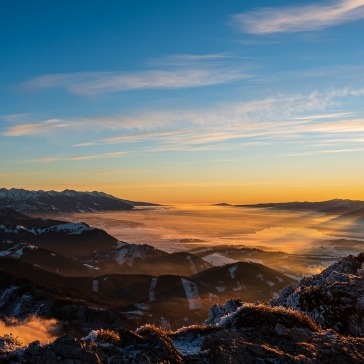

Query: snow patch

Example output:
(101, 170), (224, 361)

(229, 264), (239, 279)
(0, 286), (18, 309)
(173, 335), (204, 356)
(149, 277), (158, 302)
(244, 258), (263, 264)
(46, 222), (92, 235)
(181, 278), (202, 310)
(92, 280), (99, 292)
(81, 330), (99, 341)
(233, 281), (246, 291)
(84, 263), (100, 271)
(135, 303), (150, 311)
(186, 255), (197, 274)
(202, 253), (237, 266)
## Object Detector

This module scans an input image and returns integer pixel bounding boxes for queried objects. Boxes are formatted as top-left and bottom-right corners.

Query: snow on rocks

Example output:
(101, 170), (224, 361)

(172, 327), (205, 356)
(39, 222), (92, 235)
(205, 299), (243, 325)
(271, 252), (364, 337)
(0, 245), (24, 258)
(0, 286), (18, 309)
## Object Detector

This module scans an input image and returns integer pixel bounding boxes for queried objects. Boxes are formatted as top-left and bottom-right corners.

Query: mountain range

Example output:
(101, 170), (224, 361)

(0, 208), (295, 330)
(0, 188), (159, 213)
(221, 198), (364, 214)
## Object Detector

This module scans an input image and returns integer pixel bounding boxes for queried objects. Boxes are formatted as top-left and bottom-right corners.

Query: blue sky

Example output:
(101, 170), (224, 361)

(1, 0), (364, 203)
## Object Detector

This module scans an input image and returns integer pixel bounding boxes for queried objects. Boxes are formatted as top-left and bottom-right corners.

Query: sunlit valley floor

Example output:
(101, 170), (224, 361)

(0, 189), (363, 363)
(63, 203), (364, 276)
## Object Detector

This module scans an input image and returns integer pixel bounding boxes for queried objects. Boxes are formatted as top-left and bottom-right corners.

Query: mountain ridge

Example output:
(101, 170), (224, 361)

(0, 188), (159, 213)
(217, 198), (364, 214)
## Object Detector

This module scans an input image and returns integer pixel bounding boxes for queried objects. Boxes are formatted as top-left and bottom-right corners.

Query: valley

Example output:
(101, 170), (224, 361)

(0, 191), (363, 362)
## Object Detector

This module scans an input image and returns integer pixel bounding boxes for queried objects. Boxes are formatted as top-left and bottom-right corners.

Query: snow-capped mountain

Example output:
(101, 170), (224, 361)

(0, 208), (212, 276)
(0, 208), (119, 258)
(0, 188), (158, 213)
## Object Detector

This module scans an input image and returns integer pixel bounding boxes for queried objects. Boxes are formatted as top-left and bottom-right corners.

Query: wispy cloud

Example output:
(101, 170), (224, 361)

(21, 151), (126, 163)
(4, 87), (364, 156)
(5, 90), (331, 137)
(21, 54), (250, 95)
(284, 148), (364, 157)
(2, 119), (67, 136)
(93, 169), (148, 175)
(232, 0), (364, 34)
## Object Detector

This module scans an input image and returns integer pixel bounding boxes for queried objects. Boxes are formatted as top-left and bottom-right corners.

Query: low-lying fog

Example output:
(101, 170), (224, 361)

(63, 205), (364, 257)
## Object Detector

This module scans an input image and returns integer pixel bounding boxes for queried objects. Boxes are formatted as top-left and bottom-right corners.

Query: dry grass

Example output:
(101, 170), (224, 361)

(96, 329), (120, 343)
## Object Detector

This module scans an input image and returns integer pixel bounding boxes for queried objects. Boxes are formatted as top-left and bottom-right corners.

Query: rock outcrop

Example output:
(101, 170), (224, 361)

(271, 252), (364, 336)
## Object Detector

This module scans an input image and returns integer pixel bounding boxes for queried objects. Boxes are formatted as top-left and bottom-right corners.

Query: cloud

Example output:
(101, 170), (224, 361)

(21, 54), (250, 95)
(5, 90), (330, 138)
(21, 151), (126, 163)
(4, 87), (364, 157)
(232, 0), (364, 34)
(93, 169), (148, 175)
(284, 147), (364, 157)
(2, 119), (67, 136)
(308, 118), (364, 133)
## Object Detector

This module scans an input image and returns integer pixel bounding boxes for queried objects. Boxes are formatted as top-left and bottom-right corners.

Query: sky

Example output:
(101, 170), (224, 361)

(1, 0), (364, 204)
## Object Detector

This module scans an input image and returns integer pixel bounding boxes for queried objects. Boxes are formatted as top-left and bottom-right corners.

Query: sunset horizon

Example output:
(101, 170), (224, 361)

(1, 1), (364, 203)
(2, 184), (364, 205)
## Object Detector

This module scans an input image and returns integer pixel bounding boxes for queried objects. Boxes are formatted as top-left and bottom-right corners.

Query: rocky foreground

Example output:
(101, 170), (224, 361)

(0, 253), (363, 363)
(1, 303), (363, 363)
